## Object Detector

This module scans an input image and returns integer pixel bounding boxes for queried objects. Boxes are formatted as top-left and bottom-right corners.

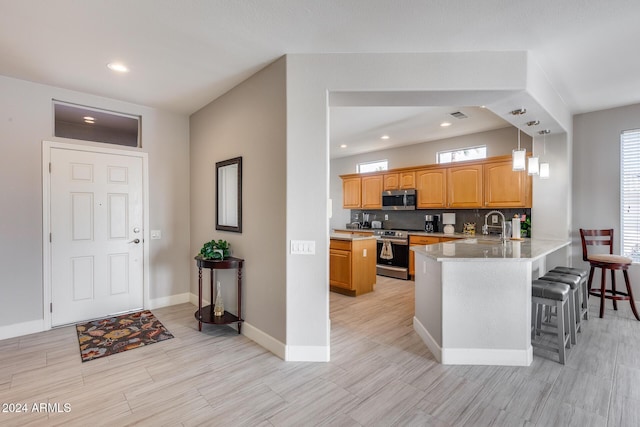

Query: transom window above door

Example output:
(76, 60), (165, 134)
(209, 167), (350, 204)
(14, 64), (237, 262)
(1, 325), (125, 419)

(53, 101), (141, 147)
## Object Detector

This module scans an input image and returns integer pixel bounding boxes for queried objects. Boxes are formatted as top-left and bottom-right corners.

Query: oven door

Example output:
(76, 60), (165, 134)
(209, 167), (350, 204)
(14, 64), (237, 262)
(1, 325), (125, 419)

(376, 238), (410, 279)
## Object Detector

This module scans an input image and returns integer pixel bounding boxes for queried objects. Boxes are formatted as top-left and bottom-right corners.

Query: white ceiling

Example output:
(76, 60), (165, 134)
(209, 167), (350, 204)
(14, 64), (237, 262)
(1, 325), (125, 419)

(2, 1), (639, 155)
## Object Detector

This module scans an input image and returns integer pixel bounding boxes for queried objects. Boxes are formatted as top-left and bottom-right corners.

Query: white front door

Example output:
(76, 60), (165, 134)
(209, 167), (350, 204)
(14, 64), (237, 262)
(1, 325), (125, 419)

(49, 147), (144, 326)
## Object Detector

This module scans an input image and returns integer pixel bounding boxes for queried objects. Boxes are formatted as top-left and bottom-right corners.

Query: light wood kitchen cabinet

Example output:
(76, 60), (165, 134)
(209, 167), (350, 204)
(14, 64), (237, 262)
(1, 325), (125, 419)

(383, 173), (399, 191)
(447, 164), (483, 208)
(408, 235), (460, 278)
(342, 176), (361, 209)
(330, 238), (377, 296)
(361, 175), (383, 209)
(383, 171), (416, 191)
(483, 159), (532, 208)
(416, 168), (447, 208)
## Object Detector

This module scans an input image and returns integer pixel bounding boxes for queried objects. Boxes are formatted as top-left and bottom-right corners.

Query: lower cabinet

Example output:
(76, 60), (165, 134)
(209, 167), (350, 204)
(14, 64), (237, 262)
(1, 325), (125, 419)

(409, 235), (460, 278)
(330, 238), (377, 296)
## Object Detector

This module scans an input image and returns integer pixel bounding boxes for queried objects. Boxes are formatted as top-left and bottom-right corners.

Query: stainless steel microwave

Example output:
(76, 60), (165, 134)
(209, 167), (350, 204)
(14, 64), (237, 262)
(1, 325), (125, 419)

(381, 189), (416, 210)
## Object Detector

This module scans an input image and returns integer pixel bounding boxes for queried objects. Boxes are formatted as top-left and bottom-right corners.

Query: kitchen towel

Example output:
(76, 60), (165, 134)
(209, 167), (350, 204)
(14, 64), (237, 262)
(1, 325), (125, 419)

(380, 239), (394, 259)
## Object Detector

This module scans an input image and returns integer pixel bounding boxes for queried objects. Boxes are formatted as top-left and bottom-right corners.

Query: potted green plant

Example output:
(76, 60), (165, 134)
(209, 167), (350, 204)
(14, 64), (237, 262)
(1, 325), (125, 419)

(198, 239), (231, 260)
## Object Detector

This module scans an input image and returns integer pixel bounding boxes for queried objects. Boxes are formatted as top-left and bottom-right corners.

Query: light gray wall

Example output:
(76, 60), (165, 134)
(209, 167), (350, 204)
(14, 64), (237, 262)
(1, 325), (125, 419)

(573, 103), (640, 295)
(0, 75), (191, 330)
(284, 51), (569, 360)
(330, 127), (532, 230)
(189, 58), (287, 343)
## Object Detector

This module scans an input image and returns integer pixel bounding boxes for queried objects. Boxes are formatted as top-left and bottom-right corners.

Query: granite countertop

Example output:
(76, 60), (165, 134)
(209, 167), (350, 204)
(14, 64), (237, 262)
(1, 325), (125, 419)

(330, 232), (377, 241)
(411, 237), (570, 262)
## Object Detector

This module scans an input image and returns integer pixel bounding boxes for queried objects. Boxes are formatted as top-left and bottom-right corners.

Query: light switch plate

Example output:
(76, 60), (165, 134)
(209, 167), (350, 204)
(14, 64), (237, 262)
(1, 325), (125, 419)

(150, 230), (162, 239)
(291, 240), (315, 255)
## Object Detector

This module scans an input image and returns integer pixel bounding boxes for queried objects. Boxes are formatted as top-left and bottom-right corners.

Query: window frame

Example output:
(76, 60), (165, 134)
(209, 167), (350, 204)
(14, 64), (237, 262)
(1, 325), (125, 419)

(357, 159), (388, 173)
(621, 129), (640, 262)
(437, 145), (487, 164)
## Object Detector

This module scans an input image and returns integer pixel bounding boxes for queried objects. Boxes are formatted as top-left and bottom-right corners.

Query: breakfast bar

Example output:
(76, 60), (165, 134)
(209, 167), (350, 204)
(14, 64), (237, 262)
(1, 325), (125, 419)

(411, 237), (570, 366)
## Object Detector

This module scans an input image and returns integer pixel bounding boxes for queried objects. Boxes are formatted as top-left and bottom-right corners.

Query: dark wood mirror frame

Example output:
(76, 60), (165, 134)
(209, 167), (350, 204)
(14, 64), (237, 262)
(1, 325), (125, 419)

(215, 156), (242, 233)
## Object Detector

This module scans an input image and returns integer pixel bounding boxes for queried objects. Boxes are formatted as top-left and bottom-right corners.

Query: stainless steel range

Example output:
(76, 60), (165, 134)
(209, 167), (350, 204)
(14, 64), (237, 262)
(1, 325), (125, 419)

(373, 229), (410, 280)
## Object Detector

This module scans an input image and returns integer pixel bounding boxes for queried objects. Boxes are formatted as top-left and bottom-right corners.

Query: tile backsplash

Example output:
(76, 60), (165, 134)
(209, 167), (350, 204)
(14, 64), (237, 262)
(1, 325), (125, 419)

(349, 208), (532, 236)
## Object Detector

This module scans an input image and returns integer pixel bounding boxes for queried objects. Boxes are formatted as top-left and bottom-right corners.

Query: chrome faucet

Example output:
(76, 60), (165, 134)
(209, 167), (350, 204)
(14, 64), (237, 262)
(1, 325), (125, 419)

(483, 210), (507, 243)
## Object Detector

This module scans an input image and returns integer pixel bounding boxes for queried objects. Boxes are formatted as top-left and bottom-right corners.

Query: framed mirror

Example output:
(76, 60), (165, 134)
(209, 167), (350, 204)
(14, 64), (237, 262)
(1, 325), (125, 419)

(216, 156), (242, 233)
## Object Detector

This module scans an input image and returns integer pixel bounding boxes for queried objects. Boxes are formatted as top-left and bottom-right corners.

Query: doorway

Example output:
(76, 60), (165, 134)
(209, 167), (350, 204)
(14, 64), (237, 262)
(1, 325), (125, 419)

(42, 141), (149, 327)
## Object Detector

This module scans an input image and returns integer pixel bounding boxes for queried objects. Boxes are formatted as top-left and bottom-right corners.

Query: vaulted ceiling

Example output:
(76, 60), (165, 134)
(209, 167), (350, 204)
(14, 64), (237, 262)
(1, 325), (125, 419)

(2, 1), (638, 154)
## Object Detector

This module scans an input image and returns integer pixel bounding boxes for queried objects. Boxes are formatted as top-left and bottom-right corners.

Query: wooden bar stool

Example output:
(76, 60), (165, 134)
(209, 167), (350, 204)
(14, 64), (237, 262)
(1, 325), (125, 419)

(580, 229), (639, 320)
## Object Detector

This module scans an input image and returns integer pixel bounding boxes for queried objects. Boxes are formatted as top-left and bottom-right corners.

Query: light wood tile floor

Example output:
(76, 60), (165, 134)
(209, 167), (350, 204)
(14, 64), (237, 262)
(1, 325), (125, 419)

(1, 276), (640, 426)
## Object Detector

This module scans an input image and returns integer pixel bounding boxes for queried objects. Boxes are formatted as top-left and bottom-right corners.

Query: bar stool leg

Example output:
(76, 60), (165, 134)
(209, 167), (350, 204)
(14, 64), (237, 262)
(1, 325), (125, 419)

(600, 269), (607, 318)
(557, 299), (566, 365)
(624, 270), (640, 321)
(611, 270), (618, 310)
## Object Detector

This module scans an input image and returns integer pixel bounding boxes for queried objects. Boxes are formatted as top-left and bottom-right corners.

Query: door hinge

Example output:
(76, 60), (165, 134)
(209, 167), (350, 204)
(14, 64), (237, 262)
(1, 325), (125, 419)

(49, 162), (51, 173)
(49, 233), (52, 243)
(50, 303), (52, 313)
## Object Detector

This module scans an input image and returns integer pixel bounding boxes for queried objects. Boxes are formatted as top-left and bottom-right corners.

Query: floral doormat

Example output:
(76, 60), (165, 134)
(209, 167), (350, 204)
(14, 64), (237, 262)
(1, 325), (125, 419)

(76, 310), (174, 362)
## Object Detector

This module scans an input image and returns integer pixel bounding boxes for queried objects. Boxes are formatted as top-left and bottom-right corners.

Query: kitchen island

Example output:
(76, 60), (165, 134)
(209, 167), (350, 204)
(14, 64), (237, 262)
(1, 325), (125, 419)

(411, 237), (570, 366)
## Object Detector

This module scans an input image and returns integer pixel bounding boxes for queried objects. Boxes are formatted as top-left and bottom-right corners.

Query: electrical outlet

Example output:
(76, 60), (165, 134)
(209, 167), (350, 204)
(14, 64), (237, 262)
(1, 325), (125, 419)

(492, 215), (498, 224)
(385, 214), (389, 220)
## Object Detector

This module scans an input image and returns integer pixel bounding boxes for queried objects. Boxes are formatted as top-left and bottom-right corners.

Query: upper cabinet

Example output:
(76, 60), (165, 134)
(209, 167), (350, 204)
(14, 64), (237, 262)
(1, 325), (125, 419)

(416, 168), (447, 208)
(383, 171), (416, 190)
(383, 173), (399, 191)
(447, 164), (483, 208)
(483, 159), (532, 208)
(340, 154), (532, 210)
(342, 176), (361, 209)
(361, 175), (383, 209)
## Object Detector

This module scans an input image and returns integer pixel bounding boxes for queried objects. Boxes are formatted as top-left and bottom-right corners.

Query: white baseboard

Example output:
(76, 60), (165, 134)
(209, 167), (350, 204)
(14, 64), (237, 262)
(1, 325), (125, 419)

(285, 345), (330, 362)
(189, 293), (211, 307)
(441, 347), (533, 366)
(414, 316), (532, 366)
(242, 321), (287, 360)
(0, 319), (45, 341)
(148, 292), (190, 309)
(413, 316), (442, 362)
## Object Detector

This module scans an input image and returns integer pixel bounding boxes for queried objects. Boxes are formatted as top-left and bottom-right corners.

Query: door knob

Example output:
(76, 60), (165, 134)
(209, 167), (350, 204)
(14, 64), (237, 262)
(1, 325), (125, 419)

(129, 238), (141, 244)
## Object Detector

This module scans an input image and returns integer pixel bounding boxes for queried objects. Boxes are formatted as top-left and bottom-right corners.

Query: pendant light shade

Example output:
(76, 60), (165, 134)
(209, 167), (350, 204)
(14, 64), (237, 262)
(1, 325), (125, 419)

(528, 156), (540, 175)
(512, 149), (527, 171)
(512, 129), (526, 171)
(539, 162), (550, 179)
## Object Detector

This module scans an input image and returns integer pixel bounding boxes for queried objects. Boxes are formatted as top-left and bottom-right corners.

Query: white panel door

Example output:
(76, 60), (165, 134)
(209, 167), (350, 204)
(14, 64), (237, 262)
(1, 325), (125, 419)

(50, 148), (144, 326)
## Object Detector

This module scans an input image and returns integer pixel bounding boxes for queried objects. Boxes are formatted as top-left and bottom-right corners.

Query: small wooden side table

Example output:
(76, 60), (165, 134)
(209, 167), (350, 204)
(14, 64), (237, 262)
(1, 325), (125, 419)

(194, 255), (244, 333)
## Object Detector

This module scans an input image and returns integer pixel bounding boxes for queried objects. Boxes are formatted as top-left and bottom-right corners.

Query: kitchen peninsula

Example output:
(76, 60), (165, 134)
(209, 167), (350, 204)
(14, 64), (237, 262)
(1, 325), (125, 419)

(411, 237), (570, 366)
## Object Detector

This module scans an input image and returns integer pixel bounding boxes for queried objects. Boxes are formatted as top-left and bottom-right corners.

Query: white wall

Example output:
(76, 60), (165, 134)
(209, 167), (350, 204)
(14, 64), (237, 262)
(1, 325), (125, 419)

(0, 75), (190, 335)
(285, 51), (570, 361)
(330, 127), (532, 230)
(189, 58), (287, 348)
(573, 103), (640, 297)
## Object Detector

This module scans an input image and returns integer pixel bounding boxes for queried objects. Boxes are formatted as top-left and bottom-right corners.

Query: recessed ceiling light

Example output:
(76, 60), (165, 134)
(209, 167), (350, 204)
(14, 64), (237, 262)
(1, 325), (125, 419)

(84, 119), (95, 124)
(83, 116), (95, 121)
(440, 122), (452, 127)
(107, 62), (129, 73)
(340, 144), (347, 148)
(380, 135), (390, 140)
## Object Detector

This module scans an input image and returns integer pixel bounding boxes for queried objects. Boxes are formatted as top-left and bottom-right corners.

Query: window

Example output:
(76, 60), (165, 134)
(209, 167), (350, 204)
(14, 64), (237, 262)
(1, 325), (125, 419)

(54, 101), (141, 147)
(357, 159), (388, 173)
(437, 145), (487, 164)
(621, 129), (640, 262)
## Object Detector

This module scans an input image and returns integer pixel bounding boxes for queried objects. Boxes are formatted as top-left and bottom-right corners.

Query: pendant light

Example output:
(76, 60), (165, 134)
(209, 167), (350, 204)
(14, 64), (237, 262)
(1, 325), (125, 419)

(512, 128), (526, 171)
(539, 131), (550, 179)
(527, 138), (539, 175)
